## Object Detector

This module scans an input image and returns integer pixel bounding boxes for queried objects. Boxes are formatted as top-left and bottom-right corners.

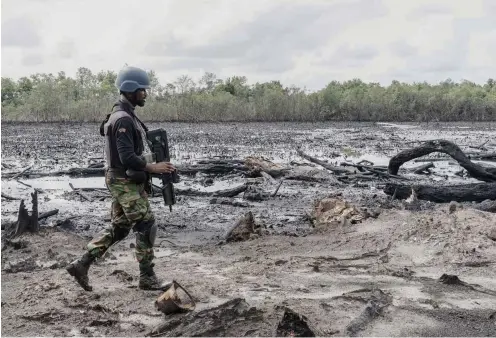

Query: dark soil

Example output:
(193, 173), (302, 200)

(2, 121), (496, 337)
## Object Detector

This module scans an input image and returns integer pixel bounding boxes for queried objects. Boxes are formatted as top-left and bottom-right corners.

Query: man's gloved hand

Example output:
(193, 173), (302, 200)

(145, 162), (176, 174)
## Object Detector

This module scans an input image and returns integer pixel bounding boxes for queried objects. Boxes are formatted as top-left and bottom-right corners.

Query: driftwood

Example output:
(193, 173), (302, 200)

(244, 156), (290, 178)
(384, 182), (496, 203)
(5, 190), (40, 239)
(388, 140), (496, 182)
(271, 181), (284, 197)
(38, 209), (59, 220)
(296, 149), (350, 175)
(1, 192), (21, 200)
(345, 289), (391, 336)
(69, 183), (93, 202)
(284, 166), (343, 185)
(16, 180), (33, 188)
(9, 165), (33, 180)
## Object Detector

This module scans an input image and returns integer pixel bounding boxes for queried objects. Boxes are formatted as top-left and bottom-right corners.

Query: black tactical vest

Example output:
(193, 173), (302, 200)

(100, 101), (145, 169)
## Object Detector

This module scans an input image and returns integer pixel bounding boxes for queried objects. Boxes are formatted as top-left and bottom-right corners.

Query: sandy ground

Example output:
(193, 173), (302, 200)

(1, 121), (496, 336)
(2, 205), (496, 336)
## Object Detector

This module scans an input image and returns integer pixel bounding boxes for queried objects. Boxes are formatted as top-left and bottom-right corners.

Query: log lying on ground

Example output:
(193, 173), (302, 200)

(388, 140), (496, 182)
(9, 165), (33, 180)
(68, 182), (93, 202)
(1, 192), (21, 200)
(384, 182), (496, 203)
(244, 156), (290, 178)
(38, 209), (59, 220)
(284, 166), (342, 184)
(296, 149), (351, 175)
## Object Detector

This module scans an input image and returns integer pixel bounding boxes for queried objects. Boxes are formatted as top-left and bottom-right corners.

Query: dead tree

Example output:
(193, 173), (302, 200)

(5, 190), (40, 239)
(388, 139), (496, 182)
(385, 140), (496, 203)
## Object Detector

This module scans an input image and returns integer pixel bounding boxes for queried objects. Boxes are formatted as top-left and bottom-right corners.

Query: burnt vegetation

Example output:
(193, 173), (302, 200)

(2, 68), (496, 122)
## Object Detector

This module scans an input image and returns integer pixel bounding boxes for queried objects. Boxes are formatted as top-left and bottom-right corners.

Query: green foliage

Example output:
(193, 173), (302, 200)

(2, 67), (496, 122)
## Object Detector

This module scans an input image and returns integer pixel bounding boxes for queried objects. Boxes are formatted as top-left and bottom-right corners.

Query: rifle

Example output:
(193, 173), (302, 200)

(146, 128), (179, 212)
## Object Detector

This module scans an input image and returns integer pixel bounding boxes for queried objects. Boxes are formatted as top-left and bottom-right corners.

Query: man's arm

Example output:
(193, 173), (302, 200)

(114, 118), (147, 171)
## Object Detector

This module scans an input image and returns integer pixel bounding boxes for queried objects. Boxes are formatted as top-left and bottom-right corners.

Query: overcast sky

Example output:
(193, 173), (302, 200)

(2, 0), (495, 89)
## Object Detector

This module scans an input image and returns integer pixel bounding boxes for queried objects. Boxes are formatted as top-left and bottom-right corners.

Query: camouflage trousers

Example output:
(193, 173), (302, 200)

(87, 171), (155, 268)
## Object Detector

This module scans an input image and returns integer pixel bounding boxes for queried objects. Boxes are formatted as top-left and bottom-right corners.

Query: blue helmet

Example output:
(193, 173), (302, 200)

(115, 66), (151, 92)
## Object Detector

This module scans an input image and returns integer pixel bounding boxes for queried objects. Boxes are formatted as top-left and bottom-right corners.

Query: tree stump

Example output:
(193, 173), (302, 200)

(6, 190), (40, 239)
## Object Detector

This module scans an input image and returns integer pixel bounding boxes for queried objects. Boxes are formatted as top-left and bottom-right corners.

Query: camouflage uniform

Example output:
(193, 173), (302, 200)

(87, 173), (155, 269)
(66, 66), (171, 292)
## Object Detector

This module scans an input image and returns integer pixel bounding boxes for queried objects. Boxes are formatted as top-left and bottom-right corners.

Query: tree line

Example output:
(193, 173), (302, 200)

(2, 67), (496, 122)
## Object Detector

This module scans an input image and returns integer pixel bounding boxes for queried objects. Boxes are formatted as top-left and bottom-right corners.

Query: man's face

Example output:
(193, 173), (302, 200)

(135, 89), (147, 107)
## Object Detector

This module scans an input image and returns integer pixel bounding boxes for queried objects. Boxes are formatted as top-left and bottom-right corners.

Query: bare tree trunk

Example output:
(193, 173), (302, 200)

(6, 190), (40, 239)
(388, 139), (496, 182)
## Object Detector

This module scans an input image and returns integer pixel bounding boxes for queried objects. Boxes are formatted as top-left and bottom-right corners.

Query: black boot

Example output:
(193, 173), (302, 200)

(66, 252), (95, 291)
(138, 263), (172, 291)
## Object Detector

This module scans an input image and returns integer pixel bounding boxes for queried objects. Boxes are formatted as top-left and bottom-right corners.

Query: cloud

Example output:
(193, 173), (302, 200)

(143, 0), (387, 76)
(0, 0), (495, 88)
(1, 16), (41, 48)
(57, 38), (76, 59)
(21, 53), (44, 66)
(407, 3), (452, 19)
(389, 41), (417, 58)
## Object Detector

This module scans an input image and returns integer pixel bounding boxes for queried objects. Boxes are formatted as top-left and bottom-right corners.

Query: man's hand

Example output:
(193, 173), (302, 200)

(145, 162), (176, 174)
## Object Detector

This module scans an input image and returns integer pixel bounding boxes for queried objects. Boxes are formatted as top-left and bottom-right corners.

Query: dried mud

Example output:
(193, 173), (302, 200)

(2, 121), (496, 337)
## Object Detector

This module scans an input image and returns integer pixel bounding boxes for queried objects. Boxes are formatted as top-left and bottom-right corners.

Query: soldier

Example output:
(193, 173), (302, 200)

(66, 66), (175, 291)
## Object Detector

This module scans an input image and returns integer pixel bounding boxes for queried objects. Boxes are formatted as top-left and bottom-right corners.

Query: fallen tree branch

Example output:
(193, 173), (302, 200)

(384, 182), (496, 202)
(16, 180), (33, 188)
(9, 165), (33, 180)
(38, 209), (59, 220)
(345, 289), (391, 336)
(296, 149), (350, 175)
(271, 181), (284, 197)
(1, 192), (21, 200)
(68, 183), (93, 202)
(388, 140), (496, 182)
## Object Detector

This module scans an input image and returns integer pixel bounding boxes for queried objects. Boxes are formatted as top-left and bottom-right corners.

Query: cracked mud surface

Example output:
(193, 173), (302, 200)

(2, 122), (496, 336)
